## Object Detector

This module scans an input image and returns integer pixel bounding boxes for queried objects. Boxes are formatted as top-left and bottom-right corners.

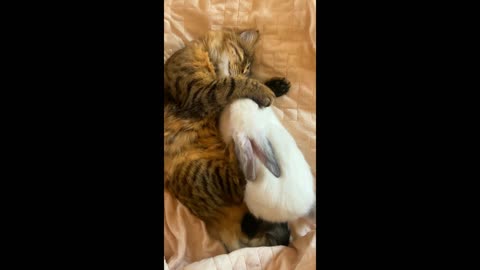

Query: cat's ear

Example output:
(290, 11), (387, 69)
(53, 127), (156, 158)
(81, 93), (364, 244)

(233, 134), (256, 181)
(250, 136), (281, 178)
(239, 29), (260, 48)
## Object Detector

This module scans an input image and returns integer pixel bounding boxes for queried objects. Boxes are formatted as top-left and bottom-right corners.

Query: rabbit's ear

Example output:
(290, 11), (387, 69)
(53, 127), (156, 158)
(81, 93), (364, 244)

(250, 137), (281, 178)
(233, 134), (256, 181)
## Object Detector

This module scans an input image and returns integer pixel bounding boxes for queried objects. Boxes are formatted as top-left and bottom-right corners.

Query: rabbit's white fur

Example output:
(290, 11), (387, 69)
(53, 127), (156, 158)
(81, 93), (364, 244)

(219, 99), (315, 222)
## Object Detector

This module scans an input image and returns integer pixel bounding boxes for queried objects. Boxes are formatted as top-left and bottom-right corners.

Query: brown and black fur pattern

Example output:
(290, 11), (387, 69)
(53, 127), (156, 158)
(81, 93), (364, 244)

(164, 29), (291, 251)
(164, 29), (278, 119)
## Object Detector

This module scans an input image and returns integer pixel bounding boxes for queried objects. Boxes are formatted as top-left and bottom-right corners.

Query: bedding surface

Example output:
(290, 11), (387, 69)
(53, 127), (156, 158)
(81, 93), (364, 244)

(164, 0), (316, 269)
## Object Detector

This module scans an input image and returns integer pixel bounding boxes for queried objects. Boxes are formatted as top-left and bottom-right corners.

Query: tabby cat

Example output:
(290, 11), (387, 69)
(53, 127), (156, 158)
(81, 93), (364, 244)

(164, 29), (291, 251)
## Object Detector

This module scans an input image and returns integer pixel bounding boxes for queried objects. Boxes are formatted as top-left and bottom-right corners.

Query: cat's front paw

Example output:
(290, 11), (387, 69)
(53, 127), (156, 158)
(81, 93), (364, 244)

(265, 77), (291, 97)
(251, 85), (276, 108)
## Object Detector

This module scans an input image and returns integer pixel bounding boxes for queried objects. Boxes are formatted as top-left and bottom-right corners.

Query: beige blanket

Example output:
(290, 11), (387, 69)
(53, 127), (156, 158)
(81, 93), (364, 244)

(164, 0), (316, 269)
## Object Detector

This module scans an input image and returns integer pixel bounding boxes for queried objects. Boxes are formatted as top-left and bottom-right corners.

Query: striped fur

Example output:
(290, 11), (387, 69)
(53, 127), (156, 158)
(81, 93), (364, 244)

(164, 29), (276, 119)
(164, 29), (289, 251)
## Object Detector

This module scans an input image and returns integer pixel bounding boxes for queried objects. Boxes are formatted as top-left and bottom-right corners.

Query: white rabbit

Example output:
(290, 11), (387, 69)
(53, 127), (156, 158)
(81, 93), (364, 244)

(219, 99), (316, 223)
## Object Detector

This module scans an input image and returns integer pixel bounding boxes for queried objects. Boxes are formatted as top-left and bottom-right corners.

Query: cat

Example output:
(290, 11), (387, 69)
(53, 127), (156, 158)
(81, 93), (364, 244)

(164, 29), (291, 251)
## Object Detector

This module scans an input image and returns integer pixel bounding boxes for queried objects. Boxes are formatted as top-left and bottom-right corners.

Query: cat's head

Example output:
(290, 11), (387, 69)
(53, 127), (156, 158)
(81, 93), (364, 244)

(203, 29), (260, 78)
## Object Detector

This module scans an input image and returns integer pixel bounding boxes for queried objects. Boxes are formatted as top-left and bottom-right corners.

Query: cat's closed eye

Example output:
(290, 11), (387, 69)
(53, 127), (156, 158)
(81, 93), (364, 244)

(243, 64), (250, 74)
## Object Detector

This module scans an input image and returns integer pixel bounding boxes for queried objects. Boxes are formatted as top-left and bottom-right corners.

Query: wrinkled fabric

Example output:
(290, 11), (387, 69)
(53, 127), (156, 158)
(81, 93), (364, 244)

(164, 0), (316, 269)
(164, 191), (316, 270)
(164, 192), (225, 270)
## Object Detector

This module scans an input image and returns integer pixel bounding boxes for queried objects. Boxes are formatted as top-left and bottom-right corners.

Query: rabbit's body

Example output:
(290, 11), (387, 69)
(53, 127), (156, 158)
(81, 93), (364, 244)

(219, 99), (315, 222)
